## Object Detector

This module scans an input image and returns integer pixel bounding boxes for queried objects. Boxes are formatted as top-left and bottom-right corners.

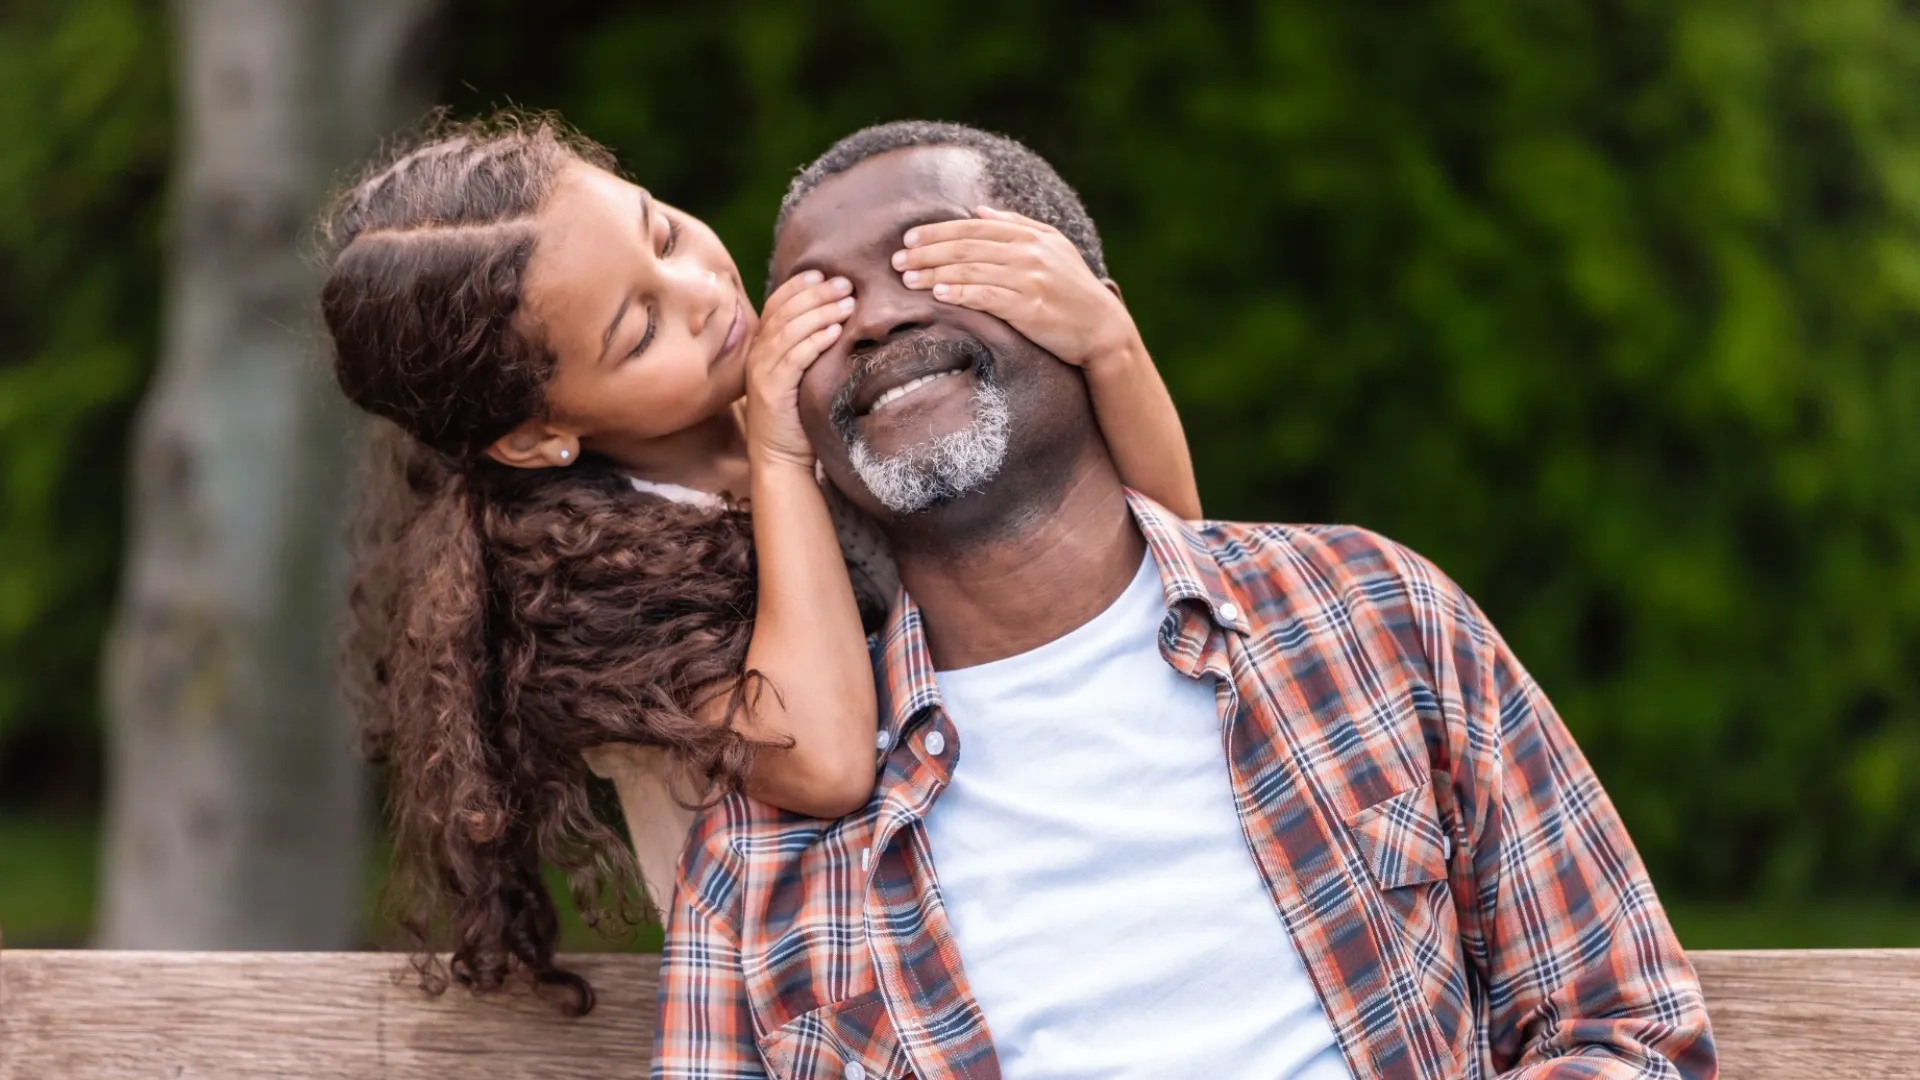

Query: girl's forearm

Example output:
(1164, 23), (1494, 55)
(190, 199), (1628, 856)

(1085, 340), (1203, 519)
(734, 458), (878, 815)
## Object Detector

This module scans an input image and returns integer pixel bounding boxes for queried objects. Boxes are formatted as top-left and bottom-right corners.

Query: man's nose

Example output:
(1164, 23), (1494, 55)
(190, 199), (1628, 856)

(844, 270), (934, 351)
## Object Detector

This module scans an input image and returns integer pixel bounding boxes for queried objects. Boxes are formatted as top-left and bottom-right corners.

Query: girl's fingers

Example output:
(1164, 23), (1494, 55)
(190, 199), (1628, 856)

(900, 217), (1029, 250)
(760, 295), (853, 365)
(925, 281), (1032, 320)
(763, 269), (824, 313)
(759, 322), (843, 393)
(900, 261), (1036, 291)
(892, 238), (1022, 272)
(975, 205), (1059, 234)
(780, 322), (844, 375)
(766, 272), (853, 327)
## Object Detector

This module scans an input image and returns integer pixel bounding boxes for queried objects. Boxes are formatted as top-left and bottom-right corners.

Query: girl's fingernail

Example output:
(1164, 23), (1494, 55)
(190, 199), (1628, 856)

(902, 270), (921, 287)
(933, 283), (951, 299)
(903, 229), (920, 247)
(804, 270), (824, 285)
(838, 297), (855, 312)
(826, 322), (842, 336)
(831, 276), (851, 293)
(891, 250), (907, 269)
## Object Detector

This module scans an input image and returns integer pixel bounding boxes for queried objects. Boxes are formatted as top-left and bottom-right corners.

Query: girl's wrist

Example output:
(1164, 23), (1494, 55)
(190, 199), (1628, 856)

(1081, 332), (1150, 380)
(749, 450), (819, 486)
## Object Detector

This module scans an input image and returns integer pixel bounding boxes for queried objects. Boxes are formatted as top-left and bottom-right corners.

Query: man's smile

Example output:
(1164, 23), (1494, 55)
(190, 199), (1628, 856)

(865, 366), (971, 415)
(846, 335), (988, 418)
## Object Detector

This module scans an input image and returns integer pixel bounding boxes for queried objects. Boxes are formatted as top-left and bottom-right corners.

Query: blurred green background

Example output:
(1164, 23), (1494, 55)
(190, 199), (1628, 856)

(3, 0), (1919, 949)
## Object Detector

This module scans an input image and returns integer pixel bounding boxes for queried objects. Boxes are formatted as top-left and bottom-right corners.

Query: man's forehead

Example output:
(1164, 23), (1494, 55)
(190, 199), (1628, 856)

(775, 146), (986, 269)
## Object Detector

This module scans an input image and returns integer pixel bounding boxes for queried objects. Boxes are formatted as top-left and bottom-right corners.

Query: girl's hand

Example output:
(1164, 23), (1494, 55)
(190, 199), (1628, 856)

(745, 270), (854, 472)
(891, 205), (1136, 370)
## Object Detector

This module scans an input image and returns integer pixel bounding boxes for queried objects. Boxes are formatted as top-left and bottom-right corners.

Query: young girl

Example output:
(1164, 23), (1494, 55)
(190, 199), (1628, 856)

(319, 112), (1198, 1010)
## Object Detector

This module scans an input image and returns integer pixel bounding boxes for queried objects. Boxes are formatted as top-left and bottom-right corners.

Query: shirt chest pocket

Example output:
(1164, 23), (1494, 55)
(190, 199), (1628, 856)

(1345, 776), (1474, 1065)
(1346, 776), (1454, 890)
(758, 990), (916, 1080)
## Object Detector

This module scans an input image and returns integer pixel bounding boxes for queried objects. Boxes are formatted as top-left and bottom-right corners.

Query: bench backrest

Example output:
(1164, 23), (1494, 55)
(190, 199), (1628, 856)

(3, 949), (1916, 1078)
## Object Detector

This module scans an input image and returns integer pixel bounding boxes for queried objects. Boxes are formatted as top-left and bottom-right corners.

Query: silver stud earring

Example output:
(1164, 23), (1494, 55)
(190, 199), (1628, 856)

(559, 448), (571, 462)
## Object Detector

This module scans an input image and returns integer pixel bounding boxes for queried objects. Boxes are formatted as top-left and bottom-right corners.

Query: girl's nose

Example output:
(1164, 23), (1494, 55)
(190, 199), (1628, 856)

(683, 267), (727, 336)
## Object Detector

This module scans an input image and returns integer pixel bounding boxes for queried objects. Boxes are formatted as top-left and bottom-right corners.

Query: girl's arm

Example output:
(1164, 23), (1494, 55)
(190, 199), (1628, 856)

(1080, 337), (1199, 520)
(713, 271), (876, 818)
(892, 205), (1202, 519)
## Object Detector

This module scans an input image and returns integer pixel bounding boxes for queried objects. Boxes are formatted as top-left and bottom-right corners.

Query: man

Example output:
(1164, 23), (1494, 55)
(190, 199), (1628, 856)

(653, 121), (1716, 1080)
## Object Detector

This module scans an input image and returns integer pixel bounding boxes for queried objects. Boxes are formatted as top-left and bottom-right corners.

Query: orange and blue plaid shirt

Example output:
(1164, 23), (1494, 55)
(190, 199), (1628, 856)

(654, 494), (1716, 1079)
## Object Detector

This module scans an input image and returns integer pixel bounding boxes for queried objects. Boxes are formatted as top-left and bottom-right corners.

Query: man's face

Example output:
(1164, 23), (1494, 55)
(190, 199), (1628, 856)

(773, 147), (1086, 522)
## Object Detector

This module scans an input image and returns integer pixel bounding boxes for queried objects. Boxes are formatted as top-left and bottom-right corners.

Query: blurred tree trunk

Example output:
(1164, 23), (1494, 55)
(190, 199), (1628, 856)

(98, 0), (442, 948)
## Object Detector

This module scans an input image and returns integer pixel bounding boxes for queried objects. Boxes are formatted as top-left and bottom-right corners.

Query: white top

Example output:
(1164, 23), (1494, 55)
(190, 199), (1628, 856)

(627, 475), (728, 510)
(923, 555), (1352, 1079)
(580, 745), (698, 915)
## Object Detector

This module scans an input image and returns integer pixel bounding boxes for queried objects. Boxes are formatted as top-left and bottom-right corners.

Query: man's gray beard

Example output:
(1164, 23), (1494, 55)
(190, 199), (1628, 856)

(846, 379), (1011, 515)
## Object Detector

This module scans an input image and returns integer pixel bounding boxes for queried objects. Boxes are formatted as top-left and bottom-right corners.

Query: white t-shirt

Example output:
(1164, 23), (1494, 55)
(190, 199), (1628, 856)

(924, 555), (1352, 1079)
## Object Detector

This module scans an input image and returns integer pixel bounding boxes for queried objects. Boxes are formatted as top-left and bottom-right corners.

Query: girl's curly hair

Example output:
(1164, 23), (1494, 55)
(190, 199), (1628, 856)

(319, 111), (761, 1014)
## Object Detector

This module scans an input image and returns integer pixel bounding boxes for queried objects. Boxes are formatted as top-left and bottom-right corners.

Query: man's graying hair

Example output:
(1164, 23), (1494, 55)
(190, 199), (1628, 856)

(774, 120), (1107, 283)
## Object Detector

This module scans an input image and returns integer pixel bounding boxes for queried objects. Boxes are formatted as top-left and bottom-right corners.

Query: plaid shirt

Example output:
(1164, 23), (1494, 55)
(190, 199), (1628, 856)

(654, 494), (1716, 1080)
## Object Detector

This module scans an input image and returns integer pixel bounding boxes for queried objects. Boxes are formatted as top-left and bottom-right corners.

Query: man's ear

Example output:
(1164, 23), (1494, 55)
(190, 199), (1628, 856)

(485, 419), (581, 470)
(1100, 277), (1125, 303)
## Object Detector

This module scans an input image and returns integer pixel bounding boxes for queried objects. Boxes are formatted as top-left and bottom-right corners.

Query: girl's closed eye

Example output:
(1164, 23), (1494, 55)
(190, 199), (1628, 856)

(628, 306), (657, 360)
(621, 218), (684, 360)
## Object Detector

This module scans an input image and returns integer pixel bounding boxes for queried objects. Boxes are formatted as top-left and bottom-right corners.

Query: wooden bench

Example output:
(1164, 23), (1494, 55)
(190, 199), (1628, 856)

(3, 949), (1917, 1078)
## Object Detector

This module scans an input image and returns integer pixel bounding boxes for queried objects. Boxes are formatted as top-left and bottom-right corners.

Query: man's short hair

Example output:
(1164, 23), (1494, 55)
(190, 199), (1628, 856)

(775, 120), (1107, 280)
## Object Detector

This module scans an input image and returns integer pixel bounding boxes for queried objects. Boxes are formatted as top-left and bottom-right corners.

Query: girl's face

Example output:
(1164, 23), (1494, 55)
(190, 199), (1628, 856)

(517, 161), (756, 461)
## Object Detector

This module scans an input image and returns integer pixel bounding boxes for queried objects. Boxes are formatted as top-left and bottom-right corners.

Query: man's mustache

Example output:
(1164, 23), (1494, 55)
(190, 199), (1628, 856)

(830, 333), (998, 438)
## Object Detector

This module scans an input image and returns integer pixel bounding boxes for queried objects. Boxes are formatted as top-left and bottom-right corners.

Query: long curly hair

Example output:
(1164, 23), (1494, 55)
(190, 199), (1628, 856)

(318, 111), (762, 1014)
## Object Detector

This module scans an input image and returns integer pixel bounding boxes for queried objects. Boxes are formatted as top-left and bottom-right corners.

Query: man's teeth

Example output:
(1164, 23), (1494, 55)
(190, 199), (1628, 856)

(869, 369), (963, 413)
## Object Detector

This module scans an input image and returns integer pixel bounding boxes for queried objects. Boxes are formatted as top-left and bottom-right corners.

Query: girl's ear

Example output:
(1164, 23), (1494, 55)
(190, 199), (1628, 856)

(485, 420), (581, 469)
(1100, 277), (1124, 302)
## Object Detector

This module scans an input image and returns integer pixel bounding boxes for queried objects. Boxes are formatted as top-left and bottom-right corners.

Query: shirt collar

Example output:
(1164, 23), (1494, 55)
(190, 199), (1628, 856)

(875, 489), (1250, 739)
(1128, 490), (1251, 635)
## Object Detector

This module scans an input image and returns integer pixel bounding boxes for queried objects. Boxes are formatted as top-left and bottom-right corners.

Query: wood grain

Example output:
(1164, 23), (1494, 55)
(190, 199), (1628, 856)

(0, 951), (658, 1080)
(1694, 949), (1920, 1079)
(3, 948), (1917, 1077)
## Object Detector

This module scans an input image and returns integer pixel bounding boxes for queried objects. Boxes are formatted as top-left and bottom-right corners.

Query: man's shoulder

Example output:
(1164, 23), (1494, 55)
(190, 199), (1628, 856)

(1195, 518), (1450, 611)
(674, 791), (869, 928)
(1192, 518), (1496, 686)
(670, 796), (745, 927)
(672, 792), (792, 927)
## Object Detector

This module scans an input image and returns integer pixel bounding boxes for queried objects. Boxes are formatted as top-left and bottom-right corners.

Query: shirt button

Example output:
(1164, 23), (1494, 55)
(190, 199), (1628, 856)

(844, 1063), (866, 1080)
(875, 728), (892, 751)
(1218, 600), (1240, 623)
(861, 846), (871, 871)
(923, 729), (947, 756)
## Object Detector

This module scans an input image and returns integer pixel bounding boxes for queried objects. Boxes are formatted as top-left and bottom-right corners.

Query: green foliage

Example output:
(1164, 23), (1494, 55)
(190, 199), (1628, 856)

(0, 0), (169, 803)
(5, 0), (1919, 902)
(446, 0), (1920, 897)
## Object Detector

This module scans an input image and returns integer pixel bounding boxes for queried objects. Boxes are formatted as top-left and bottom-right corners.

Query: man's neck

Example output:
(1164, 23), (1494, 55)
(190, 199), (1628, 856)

(891, 460), (1146, 671)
